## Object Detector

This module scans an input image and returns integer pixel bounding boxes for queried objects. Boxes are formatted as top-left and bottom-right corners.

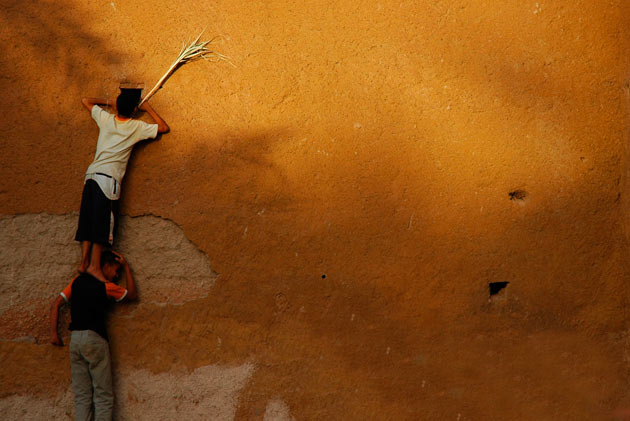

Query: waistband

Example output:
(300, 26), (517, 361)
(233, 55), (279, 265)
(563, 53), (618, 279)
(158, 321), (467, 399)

(85, 173), (119, 197)
(71, 329), (107, 340)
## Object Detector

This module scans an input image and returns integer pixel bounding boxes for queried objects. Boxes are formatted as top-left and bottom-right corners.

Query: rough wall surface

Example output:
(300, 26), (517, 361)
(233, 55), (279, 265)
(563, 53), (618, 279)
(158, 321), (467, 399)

(0, 214), (216, 343)
(1, 0), (629, 419)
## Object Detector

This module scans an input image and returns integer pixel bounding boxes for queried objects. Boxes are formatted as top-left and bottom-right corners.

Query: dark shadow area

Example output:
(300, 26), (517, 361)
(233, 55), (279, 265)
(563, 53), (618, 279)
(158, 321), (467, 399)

(0, 1), (123, 81)
(0, 0), (129, 214)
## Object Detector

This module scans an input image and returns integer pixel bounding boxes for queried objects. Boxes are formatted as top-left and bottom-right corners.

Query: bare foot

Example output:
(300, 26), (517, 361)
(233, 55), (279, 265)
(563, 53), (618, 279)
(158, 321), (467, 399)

(86, 265), (108, 283)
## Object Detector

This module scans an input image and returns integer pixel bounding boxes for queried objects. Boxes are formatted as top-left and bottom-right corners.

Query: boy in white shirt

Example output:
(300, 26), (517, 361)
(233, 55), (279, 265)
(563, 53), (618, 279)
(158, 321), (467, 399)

(76, 90), (169, 282)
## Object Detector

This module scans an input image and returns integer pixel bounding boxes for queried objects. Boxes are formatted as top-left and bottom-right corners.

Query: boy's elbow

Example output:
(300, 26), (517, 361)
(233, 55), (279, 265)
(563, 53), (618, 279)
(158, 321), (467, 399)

(158, 124), (169, 134)
(51, 295), (64, 310)
(126, 291), (137, 300)
(81, 98), (92, 111)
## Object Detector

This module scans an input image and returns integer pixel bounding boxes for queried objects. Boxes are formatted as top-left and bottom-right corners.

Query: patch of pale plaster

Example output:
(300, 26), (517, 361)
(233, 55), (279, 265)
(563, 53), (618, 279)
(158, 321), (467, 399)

(264, 398), (295, 421)
(0, 363), (253, 420)
(0, 389), (74, 421)
(115, 215), (217, 305)
(0, 214), (81, 309)
(115, 363), (254, 420)
(0, 213), (217, 341)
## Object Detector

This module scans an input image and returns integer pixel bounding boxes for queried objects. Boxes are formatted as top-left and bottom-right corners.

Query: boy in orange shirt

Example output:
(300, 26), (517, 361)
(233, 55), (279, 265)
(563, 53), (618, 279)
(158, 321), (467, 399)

(50, 249), (137, 421)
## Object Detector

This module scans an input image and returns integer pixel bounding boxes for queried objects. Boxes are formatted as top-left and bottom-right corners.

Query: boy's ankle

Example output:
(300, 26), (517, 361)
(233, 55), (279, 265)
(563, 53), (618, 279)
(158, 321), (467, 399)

(86, 266), (105, 280)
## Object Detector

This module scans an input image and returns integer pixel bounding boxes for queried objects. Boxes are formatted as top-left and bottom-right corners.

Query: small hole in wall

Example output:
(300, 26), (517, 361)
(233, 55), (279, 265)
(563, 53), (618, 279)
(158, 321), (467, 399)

(321, 274), (326, 279)
(489, 282), (509, 296)
(509, 190), (528, 202)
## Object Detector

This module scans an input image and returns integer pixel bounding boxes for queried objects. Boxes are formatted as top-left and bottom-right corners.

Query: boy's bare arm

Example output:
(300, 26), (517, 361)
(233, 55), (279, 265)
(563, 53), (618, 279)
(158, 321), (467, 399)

(122, 262), (137, 300)
(82, 97), (111, 112)
(50, 295), (65, 346)
(113, 251), (137, 300)
(139, 102), (170, 134)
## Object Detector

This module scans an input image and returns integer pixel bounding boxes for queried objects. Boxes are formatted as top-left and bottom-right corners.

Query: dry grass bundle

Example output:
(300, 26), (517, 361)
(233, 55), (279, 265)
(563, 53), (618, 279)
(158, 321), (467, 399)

(139, 32), (232, 106)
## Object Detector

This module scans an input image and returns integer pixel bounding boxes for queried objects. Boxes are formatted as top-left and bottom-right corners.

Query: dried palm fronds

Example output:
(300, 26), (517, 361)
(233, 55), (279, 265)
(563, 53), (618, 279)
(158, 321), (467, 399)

(139, 32), (232, 106)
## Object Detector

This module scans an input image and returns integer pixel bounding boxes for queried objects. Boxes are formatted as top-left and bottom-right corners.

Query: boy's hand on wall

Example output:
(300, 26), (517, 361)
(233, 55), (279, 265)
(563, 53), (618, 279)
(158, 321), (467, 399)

(112, 250), (128, 266)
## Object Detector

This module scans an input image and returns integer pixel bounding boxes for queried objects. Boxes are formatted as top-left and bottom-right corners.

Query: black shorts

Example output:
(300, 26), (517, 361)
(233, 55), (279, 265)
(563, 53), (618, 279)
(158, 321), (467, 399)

(74, 179), (118, 246)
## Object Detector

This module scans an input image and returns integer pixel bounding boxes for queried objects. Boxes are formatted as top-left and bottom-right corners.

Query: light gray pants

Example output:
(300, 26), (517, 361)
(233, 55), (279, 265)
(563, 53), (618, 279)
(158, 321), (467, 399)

(69, 330), (113, 421)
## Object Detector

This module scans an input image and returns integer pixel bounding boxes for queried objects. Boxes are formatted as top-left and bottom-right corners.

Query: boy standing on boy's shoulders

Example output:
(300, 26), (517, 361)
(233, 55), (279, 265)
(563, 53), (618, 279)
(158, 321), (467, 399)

(76, 91), (169, 282)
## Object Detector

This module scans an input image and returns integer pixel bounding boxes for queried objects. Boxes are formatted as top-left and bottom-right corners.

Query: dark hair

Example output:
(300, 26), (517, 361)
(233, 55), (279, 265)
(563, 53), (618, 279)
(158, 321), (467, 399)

(101, 249), (119, 269)
(116, 89), (141, 118)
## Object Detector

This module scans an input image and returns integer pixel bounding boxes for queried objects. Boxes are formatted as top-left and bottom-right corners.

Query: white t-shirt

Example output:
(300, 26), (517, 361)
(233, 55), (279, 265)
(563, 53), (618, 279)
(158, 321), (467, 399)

(86, 105), (158, 191)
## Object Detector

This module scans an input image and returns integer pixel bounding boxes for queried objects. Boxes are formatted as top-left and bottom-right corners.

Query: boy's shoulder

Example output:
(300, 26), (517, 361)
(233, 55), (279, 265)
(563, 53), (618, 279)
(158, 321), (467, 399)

(92, 104), (109, 113)
(75, 273), (101, 285)
(91, 104), (114, 121)
(127, 116), (158, 129)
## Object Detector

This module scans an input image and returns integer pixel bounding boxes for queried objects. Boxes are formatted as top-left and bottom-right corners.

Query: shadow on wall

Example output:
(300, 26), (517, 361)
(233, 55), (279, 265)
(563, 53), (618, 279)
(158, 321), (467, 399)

(0, 0), (123, 85)
(0, 0), (131, 213)
(124, 127), (295, 219)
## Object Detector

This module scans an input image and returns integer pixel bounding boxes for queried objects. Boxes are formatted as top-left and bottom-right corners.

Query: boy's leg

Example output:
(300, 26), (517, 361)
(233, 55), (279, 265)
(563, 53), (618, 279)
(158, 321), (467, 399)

(79, 241), (92, 273)
(70, 331), (95, 421)
(85, 331), (114, 421)
(77, 179), (113, 283)
(75, 181), (93, 274)
(86, 243), (107, 283)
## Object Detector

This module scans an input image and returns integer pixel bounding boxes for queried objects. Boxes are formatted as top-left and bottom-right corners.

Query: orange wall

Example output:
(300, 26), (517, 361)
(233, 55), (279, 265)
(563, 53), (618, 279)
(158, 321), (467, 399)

(1, 1), (629, 418)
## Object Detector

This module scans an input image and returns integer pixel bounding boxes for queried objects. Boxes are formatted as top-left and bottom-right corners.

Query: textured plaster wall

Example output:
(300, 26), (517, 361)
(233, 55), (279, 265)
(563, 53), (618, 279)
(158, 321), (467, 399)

(1, 0), (629, 419)
(0, 214), (216, 343)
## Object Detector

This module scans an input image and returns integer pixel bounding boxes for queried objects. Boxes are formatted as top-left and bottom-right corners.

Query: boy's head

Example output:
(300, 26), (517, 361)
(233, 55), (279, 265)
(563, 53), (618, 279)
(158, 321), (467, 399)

(101, 249), (122, 282)
(116, 89), (141, 118)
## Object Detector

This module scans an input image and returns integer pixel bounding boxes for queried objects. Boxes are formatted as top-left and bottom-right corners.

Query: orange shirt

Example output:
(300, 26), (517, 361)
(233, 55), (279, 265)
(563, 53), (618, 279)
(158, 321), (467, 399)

(60, 277), (127, 303)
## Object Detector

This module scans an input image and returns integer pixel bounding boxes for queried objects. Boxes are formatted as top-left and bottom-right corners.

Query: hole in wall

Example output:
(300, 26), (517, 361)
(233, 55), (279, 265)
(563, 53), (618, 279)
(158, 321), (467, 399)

(120, 88), (142, 103)
(321, 274), (326, 279)
(489, 282), (509, 296)
(119, 82), (144, 108)
(509, 190), (528, 203)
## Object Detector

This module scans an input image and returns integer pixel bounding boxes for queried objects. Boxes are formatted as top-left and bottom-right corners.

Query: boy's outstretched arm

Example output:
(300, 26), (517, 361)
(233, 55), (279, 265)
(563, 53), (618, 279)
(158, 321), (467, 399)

(139, 102), (169, 134)
(81, 97), (110, 112)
